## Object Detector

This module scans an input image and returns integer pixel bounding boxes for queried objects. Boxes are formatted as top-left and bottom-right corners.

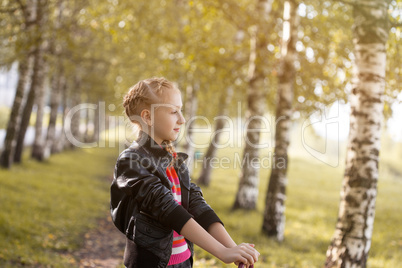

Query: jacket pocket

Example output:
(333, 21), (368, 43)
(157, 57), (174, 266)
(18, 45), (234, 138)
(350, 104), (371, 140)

(134, 212), (173, 252)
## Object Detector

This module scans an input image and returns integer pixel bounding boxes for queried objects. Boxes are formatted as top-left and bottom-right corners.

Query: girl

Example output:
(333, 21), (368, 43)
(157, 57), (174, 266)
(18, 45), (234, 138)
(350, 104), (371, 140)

(110, 77), (259, 268)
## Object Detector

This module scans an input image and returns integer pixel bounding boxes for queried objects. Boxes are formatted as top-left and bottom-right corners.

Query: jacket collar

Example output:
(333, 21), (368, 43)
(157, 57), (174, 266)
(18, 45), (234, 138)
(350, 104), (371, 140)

(134, 130), (189, 169)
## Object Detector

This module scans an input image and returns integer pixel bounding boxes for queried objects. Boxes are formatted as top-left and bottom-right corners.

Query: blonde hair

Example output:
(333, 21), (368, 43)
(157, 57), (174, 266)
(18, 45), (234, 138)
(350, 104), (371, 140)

(123, 77), (178, 166)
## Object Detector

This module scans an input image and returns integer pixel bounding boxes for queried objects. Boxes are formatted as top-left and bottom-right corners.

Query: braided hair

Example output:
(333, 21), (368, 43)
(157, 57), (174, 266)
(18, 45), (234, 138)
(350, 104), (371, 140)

(161, 140), (177, 167)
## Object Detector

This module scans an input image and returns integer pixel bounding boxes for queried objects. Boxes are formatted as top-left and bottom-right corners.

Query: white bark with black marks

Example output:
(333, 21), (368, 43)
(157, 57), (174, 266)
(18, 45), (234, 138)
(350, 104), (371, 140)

(183, 83), (199, 174)
(0, 0), (37, 167)
(66, 74), (83, 149)
(31, 61), (49, 161)
(325, 1), (389, 267)
(233, 0), (273, 210)
(0, 57), (32, 168)
(52, 80), (68, 153)
(262, 0), (298, 241)
(14, 0), (48, 163)
(43, 66), (64, 158)
(198, 87), (233, 186)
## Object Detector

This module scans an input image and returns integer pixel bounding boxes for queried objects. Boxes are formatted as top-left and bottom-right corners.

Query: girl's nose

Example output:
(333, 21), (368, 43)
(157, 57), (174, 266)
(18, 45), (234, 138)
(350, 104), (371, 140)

(178, 112), (186, 124)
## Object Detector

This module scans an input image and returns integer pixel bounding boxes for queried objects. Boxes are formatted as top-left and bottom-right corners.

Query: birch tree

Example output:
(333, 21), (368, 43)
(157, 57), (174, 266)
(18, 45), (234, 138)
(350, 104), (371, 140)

(198, 87), (233, 186)
(325, 0), (390, 266)
(182, 83), (199, 174)
(0, 57), (32, 168)
(31, 60), (49, 160)
(14, 0), (48, 163)
(262, 0), (299, 241)
(0, 0), (36, 168)
(44, 65), (65, 158)
(65, 73), (83, 149)
(52, 79), (69, 153)
(41, 0), (65, 159)
(233, 0), (274, 210)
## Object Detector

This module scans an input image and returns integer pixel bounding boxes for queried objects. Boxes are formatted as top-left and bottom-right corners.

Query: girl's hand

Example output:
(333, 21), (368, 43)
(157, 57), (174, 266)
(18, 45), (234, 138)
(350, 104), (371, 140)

(235, 244), (256, 268)
(217, 243), (259, 266)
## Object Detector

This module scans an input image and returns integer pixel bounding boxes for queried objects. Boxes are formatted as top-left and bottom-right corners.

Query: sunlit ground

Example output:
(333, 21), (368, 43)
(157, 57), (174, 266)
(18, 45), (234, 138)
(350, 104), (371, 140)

(186, 128), (402, 268)
(0, 125), (401, 267)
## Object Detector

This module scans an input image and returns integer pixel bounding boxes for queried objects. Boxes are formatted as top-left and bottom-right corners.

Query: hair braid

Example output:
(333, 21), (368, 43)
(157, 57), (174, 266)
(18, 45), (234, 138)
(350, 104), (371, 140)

(161, 140), (177, 167)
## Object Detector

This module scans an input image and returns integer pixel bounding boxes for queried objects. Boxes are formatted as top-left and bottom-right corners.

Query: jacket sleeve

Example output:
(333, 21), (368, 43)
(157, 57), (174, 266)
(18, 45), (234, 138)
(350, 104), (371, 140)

(187, 181), (224, 231)
(110, 152), (193, 234)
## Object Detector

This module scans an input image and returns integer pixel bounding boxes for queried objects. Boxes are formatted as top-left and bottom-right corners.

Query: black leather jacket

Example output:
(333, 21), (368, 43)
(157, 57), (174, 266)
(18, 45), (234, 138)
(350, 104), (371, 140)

(110, 130), (223, 268)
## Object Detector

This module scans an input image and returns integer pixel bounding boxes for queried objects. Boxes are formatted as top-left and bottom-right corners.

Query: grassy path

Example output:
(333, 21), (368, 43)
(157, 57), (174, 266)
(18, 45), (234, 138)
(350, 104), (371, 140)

(0, 146), (121, 267)
(1, 143), (401, 267)
(67, 209), (125, 267)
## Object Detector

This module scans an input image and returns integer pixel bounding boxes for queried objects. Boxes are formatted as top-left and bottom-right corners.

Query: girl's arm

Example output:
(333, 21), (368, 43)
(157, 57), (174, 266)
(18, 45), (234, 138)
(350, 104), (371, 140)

(180, 218), (260, 266)
(208, 222), (256, 267)
(208, 222), (237, 248)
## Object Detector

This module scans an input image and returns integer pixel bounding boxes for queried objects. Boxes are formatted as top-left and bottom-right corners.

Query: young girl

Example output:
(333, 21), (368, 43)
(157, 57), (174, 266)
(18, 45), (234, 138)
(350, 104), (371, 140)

(110, 77), (259, 268)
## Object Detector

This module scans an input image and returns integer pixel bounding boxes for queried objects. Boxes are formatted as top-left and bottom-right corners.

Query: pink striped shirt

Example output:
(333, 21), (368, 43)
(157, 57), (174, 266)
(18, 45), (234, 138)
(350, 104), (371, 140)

(166, 164), (191, 265)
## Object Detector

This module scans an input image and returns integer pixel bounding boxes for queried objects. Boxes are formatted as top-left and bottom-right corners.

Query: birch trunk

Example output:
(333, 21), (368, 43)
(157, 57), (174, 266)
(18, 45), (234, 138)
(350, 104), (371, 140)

(0, 0), (37, 168)
(14, 49), (45, 163)
(233, 0), (273, 210)
(14, 50), (43, 162)
(198, 87), (233, 186)
(14, 0), (48, 163)
(42, 0), (64, 159)
(83, 93), (93, 143)
(43, 67), (64, 159)
(31, 61), (49, 160)
(0, 57), (32, 168)
(93, 97), (101, 144)
(325, 1), (389, 267)
(183, 83), (199, 174)
(66, 75), (82, 149)
(52, 80), (68, 153)
(233, 25), (265, 210)
(262, 0), (298, 241)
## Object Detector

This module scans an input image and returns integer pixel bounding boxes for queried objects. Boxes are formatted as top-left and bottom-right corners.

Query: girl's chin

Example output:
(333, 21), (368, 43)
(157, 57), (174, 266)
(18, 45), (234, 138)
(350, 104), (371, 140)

(164, 134), (178, 142)
(170, 133), (180, 140)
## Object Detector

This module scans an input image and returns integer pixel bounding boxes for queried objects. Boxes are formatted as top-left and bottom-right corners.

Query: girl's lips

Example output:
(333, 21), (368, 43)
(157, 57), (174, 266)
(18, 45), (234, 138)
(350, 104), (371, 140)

(174, 128), (180, 132)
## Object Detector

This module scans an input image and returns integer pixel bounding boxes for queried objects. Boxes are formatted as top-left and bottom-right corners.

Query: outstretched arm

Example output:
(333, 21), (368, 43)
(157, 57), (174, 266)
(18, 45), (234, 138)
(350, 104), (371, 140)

(208, 222), (237, 248)
(180, 218), (259, 266)
(208, 222), (257, 267)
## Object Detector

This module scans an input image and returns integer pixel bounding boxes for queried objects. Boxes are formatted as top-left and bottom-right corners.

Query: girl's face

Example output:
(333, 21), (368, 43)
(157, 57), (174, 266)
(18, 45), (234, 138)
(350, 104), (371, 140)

(150, 89), (185, 145)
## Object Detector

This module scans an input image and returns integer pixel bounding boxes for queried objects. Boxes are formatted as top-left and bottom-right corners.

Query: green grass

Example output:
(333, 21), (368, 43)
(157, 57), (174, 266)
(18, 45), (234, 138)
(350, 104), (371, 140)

(191, 147), (402, 268)
(0, 146), (119, 267)
(0, 132), (401, 267)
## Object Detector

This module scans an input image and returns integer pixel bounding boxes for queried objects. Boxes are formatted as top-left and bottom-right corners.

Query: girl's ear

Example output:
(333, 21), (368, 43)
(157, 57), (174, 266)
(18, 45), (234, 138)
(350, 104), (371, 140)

(140, 109), (153, 126)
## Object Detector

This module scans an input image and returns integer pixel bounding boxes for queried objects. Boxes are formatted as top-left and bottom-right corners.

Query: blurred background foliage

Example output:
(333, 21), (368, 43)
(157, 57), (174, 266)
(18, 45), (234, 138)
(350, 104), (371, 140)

(1, 0), (400, 121)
